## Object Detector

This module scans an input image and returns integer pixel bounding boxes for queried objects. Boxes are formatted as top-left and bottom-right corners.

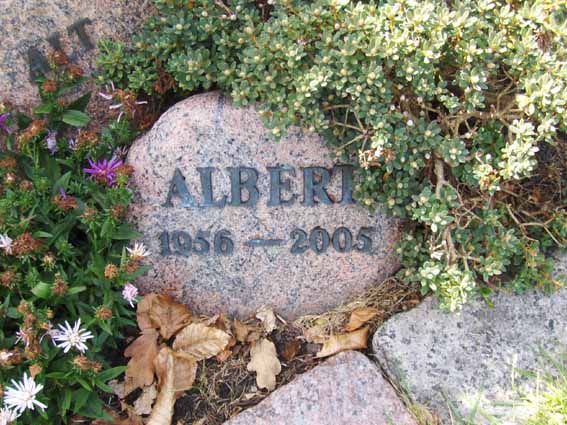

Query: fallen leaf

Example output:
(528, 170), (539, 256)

(234, 320), (251, 342)
(215, 348), (232, 362)
(147, 348), (176, 425)
(133, 384), (157, 416)
(124, 329), (159, 394)
(108, 379), (125, 399)
(247, 338), (281, 391)
(246, 329), (261, 343)
(256, 306), (277, 333)
(149, 295), (192, 339)
(303, 325), (327, 343)
(154, 347), (197, 396)
(316, 327), (369, 358)
(345, 307), (380, 332)
(173, 323), (230, 361)
(281, 339), (302, 361)
(136, 293), (158, 330)
(213, 313), (232, 334)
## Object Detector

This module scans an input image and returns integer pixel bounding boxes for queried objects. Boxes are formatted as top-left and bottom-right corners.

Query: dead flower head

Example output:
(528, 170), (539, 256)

(73, 355), (102, 373)
(0, 270), (17, 288)
(52, 193), (77, 212)
(42, 80), (57, 94)
(95, 307), (113, 321)
(104, 264), (119, 280)
(53, 273), (68, 296)
(11, 232), (43, 256)
(50, 50), (69, 66)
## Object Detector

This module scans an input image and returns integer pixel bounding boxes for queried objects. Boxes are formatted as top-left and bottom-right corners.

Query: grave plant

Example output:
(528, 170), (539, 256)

(0, 56), (145, 424)
(98, 0), (567, 311)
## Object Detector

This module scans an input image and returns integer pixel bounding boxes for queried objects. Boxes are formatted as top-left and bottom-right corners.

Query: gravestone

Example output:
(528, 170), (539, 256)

(127, 91), (400, 319)
(0, 0), (153, 109)
(373, 254), (567, 424)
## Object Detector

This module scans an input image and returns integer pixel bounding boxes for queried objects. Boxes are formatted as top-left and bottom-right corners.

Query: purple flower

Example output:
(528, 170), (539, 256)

(0, 113), (11, 134)
(46, 130), (57, 155)
(59, 188), (67, 199)
(83, 156), (123, 186)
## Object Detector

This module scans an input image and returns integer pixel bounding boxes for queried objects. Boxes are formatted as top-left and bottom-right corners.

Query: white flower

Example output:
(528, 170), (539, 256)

(127, 242), (150, 260)
(0, 350), (13, 362)
(53, 319), (93, 353)
(15, 328), (33, 348)
(0, 234), (12, 254)
(39, 321), (59, 343)
(122, 283), (139, 308)
(0, 407), (19, 425)
(3, 373), (47, 414)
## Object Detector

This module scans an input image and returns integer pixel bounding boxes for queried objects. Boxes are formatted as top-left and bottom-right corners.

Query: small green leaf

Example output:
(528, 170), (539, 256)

(52, 171), (72, 196)
(73, 388), (91, 412)
(67, 286), (87, 295)
(62, 110), (91, 127)
(98, 366), (127, 382)
(112, 224), (141, 240)
(34, 103), (55, 114)
(32, 282), (52, 299)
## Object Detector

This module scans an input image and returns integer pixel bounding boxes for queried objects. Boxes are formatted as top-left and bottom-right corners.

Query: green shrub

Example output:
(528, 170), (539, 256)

(0, 59), (145, 423)
(98, 0), (567, 311)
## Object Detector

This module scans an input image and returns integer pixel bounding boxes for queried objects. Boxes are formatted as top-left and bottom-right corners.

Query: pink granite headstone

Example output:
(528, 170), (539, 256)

(127, 91), (400, 319)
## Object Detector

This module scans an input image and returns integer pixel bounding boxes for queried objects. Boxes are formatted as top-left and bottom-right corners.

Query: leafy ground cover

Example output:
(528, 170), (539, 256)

(98, 0), (567, 312)
(0, 54), (148, 424)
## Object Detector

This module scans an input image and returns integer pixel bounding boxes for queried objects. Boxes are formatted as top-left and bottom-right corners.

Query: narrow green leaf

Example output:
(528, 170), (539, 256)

(62, 110), (91, 127)
(98, 366), (127, 382)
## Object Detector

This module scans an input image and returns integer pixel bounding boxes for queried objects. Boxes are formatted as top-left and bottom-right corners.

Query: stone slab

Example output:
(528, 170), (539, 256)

(373, 260), (567, 424)
(224, 351), (417, 425)
(0, 0), (152, 109)
(127, 91), (400, 319)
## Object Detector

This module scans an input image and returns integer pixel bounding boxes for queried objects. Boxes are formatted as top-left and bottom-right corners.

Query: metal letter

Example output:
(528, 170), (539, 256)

(28, 47), (50, 80)
(67, 18), (95, 50)
(197, 167), (227, 208)
(228, 167), (259, 207)
(162, 168), (198, 208)
(267, 166), (297, 207)
(301, 167), (333, 206)
(335, 164), (356, 204)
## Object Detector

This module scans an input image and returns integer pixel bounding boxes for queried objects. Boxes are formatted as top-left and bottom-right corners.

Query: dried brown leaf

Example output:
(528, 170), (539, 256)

(173, 323), (230, 361)
(234, 319), (251, 343)
(316, 327), (369, 358)
(154, 347), (197, 396)
(133, 384), (157, 416)
(344, 307), (380, 332)
(124, 329), (159, 394)
(256, 307), (277, 333)
(215, 348), (233, 362)
(149, 295), (192, 339)
(281, 339), (302, 362)
(303, 325), (327, 344)
(147, 349), (176, 425)
(136, 294), (158, 331)
(108, 379), (125, 399)
(247, 338), (281, 391)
